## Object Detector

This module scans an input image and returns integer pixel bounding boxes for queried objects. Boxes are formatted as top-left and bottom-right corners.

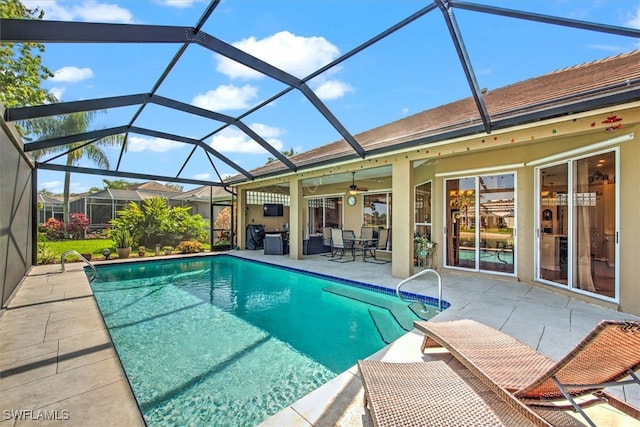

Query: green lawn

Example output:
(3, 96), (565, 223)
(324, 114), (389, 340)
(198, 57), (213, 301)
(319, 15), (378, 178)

(43, 238), (212, 261)
(46, 239), (116, 259)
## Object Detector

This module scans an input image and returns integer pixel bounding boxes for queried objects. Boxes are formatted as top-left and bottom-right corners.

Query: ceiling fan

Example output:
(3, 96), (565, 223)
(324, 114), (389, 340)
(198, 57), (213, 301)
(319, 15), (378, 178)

(348, 172), (369, 195)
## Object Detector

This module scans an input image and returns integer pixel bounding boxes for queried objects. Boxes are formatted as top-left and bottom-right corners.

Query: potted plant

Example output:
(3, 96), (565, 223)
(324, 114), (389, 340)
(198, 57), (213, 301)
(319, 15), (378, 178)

(163, 245), (173, 255)
(138, 245), (146, 257)
(111, 228), (133, 259)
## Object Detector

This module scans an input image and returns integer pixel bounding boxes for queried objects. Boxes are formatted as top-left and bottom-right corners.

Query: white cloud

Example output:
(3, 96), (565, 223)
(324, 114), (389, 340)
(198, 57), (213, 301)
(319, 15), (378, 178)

(210, 124), (284, 154)
(313, 79), (354, 101)
(157, 0), (202, 8)
(401, 107), (410, 116)
(23, 0), (134, 23)
(586, 44), (628, 52)
(193, 173), (211, 180)
(49, 87), (66, 101)
(41, 180), (63, 193)
(216, 31), (340, 80)
(51, 66), (94, 83)
(127, 136), (184, 153)
(625, 6), (640, 28)
(191, 84), (259, 111)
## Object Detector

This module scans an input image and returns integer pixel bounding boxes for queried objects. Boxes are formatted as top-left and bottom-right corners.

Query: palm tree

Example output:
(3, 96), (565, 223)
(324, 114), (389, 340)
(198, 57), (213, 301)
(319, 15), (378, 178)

(22, 111), (124, 235)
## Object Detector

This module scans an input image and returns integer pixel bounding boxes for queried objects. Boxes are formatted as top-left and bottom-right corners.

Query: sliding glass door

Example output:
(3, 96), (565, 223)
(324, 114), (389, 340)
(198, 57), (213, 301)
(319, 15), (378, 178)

(536, 150), (617, 300)
(445, 173), (515, 274)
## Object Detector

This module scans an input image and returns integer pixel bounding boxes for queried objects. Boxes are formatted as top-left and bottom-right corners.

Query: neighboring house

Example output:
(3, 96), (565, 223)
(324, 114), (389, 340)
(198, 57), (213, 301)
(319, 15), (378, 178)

(168, 184), (234, 219)
(68, 182), (182, 231)
(232, 50), (640, 316)
(36, 194), (64, 223)
(170, 185), (236, 247)
(63, 182), (237, 242)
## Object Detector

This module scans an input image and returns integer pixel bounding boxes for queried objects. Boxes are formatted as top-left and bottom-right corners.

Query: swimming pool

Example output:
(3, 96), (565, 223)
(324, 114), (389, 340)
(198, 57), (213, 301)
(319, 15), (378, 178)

(89, 255), (445, 426)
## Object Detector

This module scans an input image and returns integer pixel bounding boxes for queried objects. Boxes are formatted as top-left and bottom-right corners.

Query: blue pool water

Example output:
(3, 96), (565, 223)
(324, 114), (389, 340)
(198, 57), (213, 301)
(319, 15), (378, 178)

(89, 255), (443, 426)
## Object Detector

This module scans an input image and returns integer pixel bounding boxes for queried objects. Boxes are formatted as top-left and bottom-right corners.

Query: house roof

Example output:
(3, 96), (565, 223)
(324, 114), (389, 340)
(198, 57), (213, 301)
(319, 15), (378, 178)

(37, 194), (63, 205)
(129, 181), (181, 193)
(238, 50), (640, 181)
(170, 185), (232, 201)
(83, 187), (182, 201)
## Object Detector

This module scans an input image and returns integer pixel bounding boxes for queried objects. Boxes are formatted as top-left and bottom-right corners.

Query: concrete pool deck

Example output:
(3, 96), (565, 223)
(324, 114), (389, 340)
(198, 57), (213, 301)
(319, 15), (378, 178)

(1, 250), (639, 426)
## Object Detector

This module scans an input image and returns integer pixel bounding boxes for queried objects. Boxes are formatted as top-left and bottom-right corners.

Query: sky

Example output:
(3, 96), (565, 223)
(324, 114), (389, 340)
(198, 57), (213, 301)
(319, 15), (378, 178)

(17, 0), (640, 194)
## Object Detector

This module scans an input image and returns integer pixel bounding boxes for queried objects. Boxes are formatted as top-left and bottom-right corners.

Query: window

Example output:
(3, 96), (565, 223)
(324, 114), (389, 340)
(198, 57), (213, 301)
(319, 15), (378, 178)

(414, 181), (432, 241)
(307, 197), (342, 235)
(363, 192), (391, 228)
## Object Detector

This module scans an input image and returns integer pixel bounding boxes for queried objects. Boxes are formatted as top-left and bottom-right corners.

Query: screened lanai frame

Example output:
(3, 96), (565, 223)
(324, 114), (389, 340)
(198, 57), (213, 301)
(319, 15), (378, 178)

(2, 1), (640, 191)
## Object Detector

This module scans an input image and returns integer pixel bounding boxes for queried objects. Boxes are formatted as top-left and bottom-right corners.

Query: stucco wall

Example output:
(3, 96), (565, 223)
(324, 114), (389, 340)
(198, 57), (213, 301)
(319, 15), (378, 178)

(0, 109), (34, 307)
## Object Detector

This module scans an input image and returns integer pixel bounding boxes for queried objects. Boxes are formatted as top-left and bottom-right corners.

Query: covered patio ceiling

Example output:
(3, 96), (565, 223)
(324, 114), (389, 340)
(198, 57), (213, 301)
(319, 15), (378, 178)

(2, 1), (639, 190)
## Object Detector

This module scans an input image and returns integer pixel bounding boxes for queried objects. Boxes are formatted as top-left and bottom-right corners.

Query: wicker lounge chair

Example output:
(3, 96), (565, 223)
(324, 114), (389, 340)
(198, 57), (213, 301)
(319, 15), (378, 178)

(414, 319), (640, 426)
(357, 359), (553, 426)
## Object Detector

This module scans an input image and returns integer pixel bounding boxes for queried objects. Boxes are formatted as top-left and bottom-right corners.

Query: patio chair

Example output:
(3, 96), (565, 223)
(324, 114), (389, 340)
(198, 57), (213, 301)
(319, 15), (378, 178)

(376, 228), (389, 251)
(322, 227), (332, 246)
(357, 359), (552, 426)
(360, 226), (374, 239)
(264, 233), (288, 255)
(414, 319), (640, 426)
(329, 228), (354, 262)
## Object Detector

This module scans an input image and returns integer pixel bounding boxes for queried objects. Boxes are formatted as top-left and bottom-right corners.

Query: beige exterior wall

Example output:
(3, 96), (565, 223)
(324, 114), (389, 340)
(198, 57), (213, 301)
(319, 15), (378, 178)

(235, 103), (640, 315)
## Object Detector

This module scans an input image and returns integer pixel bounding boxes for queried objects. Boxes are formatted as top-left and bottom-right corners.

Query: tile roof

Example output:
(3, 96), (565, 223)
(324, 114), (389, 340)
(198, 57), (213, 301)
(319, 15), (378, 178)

(130, 181), (182, 193)
(170, 185), (232, 200)
(240, 50), (640, 181)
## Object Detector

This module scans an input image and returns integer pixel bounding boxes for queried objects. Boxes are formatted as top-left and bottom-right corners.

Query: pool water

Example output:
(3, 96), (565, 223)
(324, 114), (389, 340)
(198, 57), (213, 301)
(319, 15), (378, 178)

(90, 255), (441, 426)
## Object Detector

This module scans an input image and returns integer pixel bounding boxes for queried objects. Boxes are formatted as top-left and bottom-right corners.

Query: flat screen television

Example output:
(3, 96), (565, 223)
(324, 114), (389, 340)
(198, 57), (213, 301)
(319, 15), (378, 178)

(263, 203), (284, 217)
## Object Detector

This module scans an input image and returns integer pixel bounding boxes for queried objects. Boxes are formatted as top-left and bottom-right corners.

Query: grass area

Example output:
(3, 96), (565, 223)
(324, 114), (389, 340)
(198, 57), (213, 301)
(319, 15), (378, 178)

(46, 239), (114, 257)
(43, 238), (213, 262)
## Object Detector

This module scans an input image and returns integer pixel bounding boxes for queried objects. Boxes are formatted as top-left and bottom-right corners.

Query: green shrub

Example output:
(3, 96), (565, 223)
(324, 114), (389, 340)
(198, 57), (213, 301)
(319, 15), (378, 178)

(176, 240), (203, 254)
(110, 197), (209, 248)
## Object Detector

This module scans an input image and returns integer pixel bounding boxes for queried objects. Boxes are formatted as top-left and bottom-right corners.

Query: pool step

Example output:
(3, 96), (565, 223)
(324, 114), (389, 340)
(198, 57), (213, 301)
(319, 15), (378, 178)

(368, 307), (405, 344)
(323, 284), (417, 331)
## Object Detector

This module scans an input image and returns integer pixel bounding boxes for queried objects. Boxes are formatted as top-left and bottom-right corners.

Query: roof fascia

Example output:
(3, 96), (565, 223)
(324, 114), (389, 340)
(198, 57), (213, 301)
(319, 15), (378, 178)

(231, 89), (640, 185)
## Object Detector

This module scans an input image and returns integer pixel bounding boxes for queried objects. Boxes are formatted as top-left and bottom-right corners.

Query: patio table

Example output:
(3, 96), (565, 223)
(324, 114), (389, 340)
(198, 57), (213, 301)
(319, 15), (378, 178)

(344, 236), (378, 262)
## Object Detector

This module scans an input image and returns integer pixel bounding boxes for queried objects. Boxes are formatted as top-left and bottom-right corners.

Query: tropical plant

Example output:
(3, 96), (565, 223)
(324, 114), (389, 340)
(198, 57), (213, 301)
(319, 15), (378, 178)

(110, 228), (133, 249)
(0, 0), (56, 116)
(21, 111), (125, 238)
(110, 197), (208, 248)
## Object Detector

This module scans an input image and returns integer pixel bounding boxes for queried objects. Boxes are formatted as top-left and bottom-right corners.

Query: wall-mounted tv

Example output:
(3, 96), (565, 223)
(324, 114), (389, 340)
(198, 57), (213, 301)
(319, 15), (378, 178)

(263, 203), (284, 217)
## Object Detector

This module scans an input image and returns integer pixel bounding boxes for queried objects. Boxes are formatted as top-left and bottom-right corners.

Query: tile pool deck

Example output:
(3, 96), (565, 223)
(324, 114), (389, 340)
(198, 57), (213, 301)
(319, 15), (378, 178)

(1, 250), (639, 426)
